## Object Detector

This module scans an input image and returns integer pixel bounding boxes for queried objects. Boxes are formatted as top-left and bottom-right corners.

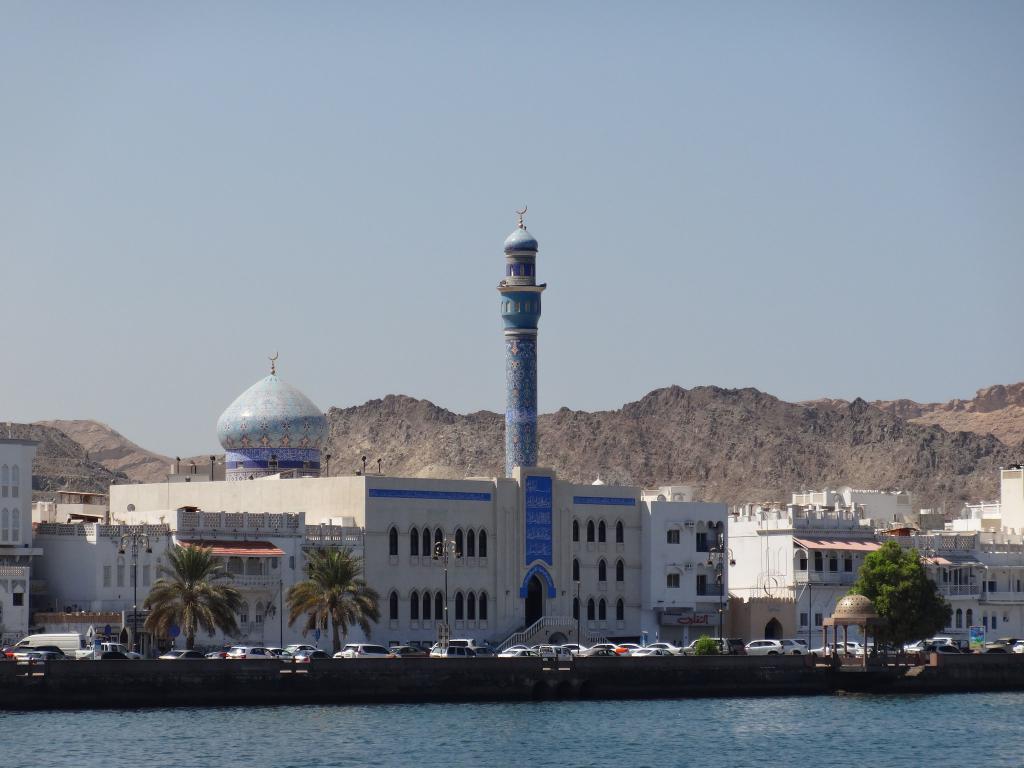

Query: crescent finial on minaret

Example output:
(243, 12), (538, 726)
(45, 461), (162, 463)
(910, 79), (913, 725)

(515, 205), (528, 229)
(269, 351), (279, 375)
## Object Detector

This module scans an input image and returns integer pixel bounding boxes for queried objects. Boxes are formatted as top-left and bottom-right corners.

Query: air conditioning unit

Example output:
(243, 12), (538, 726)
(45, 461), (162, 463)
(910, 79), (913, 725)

(684, 520), (695, 528)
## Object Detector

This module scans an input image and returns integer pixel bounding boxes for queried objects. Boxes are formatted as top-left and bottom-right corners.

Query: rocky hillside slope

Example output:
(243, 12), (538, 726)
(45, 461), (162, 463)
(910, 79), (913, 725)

(8, 423), (129, 497)
(872, 383), (1024, 447)
(36, 420), (172, 484)
(325, 386), (1017, 509)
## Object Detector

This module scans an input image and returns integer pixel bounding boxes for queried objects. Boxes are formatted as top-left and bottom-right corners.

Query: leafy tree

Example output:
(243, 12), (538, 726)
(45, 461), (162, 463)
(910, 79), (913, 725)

(287, 547), (380, 653)
(849, 540), (951, 647)
(693, 635), (720, 655)
(144, 545), (243, 650)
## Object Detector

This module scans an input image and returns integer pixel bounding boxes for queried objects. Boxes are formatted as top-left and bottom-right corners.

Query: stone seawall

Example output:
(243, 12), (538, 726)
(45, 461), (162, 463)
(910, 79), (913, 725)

(0, 656), (824, 710)
(6, 654), (1024, 710)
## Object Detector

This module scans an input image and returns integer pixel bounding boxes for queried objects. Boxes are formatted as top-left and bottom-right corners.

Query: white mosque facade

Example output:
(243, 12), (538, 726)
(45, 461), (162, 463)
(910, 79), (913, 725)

(31, 219), (729, 651)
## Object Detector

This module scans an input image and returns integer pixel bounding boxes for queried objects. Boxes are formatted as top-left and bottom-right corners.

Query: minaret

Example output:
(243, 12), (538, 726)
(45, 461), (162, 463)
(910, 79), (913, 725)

(499, 208), (546, 477)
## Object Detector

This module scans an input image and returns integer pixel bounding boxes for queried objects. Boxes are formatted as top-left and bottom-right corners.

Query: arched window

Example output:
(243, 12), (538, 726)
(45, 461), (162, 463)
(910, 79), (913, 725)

(255, 602), (264, 624)
(422, 592), (431, 621)
(615, 520), (624, 543)
(11, 509), (19, 542)
(10, 466), (17, 484)
(422, 529), (432, 557)
(814, 552), (823, 571)
(389, 591), (399, 620)
(239, 601), (249, 624)
(0, 508), (7, 542)
(388, 527), (399, 556)
(616, 559), (624, 582)
(966, 608), (973, 627)
(0, 466), (8, 484)
(616, 599), (624, 621)
(572, 558), (580, 581)
(435, 592), (444, 621)
(117, 556), (125, 587)
(479, 592), (488, 621)
(956, 608), (963, 629)
(573, 520), (580, 542)
(587, 598), (596, 621)
(479, 530), (488, 558)
(410, 527), (420, 556)
(573, 597), (579, 620)
(598, 559), (607, 582)
(467, 529), (476, 557)
(434, 528), (443, 554)
(993, 615), (999, 630)
(467, 592), (476, 620)
(828, 555), (838, 572)
(455, 528), (464, 557)
(598, 599), (607, 621)
(455, 592), (464, 620)
(410, 591), (420, 620)
(587, 521), (595, 542)
(598, 521), (607, 543)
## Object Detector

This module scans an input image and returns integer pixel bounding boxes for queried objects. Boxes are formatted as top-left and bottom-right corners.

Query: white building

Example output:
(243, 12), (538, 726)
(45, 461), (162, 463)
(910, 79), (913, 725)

(0, 438), (39, 644)
(791, 487), (913, 525)
(728, 501), (878, 643)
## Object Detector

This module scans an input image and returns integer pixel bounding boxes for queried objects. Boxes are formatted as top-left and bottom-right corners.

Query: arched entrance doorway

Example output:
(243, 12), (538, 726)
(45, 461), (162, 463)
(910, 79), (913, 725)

(525, 575), (544, 626)
(764, 618), (783, 639)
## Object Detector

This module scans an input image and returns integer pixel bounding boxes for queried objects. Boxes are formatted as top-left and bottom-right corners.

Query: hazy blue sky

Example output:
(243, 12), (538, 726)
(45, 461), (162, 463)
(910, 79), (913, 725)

(2, 1), (1021, 456)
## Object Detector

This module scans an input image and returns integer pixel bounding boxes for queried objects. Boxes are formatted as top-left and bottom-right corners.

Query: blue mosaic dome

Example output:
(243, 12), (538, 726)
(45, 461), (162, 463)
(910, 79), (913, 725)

(216, 374), (327, 451)
(504, 227), (538, 253)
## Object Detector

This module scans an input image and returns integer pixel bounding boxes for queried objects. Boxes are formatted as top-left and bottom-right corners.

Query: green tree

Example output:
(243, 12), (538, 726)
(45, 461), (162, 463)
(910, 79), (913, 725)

(693, 635), (720, 655)
(143, 545), (243, 650)
(849, 540), (951, 647)
(286, 547), (380, 654)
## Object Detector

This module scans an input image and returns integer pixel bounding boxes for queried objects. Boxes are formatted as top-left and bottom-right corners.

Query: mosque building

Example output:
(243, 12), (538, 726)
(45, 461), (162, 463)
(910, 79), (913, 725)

(31, 216), (729, 652)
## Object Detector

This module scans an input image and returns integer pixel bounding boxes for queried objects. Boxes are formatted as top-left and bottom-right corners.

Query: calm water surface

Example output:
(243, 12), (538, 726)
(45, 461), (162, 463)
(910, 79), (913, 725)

(2, 693), (1021, 768)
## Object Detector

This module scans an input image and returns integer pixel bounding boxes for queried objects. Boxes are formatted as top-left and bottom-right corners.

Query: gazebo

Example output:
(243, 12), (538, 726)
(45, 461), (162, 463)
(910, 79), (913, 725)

(822, 594), (884, 669)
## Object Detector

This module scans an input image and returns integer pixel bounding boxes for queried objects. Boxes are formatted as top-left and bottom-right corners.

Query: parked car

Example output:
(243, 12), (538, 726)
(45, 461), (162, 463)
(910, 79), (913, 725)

(981, 644), (1010, 654)
(809, 642), (860, 657)
(158, 650), (205, 660)
(584, 643), (619, 655)
(631, 648), (672, 657)
(933, 644), (962, 655)
(779, 639), (806, 655)
(578, 647), (620, 657)
(205, 651), (228, 659)
(292, 650), (331, 662)
(22, 650), (66, 663)
(644, 642), (683, 655)
(499, 648), (540, 658)
(447, 639), (495, 657)
(388, 645), (428, 658)
(560, 643), (588, 656)
(99, 651), (130, 660)
(226, 646), (274, 660)
(284, 644), (320, 655)
(15, 645), (67, 661)
(334, 644), (396, 659)
(536, 645), (572, 661)
(613, 643), (643, 656)
(745, 640), (786, 656)
(430, 646), (477, 659)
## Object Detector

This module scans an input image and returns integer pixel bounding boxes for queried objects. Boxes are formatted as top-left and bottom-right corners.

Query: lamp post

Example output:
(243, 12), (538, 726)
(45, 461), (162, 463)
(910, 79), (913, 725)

(575, 580), (582, 648)
(705, 532), (735, 642)
(118, 531), (152, 654)
(433, 537), (462, 647)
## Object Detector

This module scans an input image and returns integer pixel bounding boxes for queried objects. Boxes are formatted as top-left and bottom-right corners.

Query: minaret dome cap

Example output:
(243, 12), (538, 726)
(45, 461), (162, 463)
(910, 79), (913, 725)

(504, 227), (538, 254)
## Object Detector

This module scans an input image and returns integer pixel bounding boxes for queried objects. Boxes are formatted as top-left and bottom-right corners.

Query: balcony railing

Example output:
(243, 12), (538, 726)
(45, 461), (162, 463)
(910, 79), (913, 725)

(940, 585), (980, 597)
(696, 585), (724, 597)
(795, 571), (857, 585)
(228, 574), (282, 589)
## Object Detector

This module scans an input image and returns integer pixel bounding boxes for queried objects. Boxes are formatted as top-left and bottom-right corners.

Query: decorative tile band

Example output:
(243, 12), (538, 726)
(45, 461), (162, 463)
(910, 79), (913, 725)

(573, 496), (638, 506)
(368, 489), (493, 502)
(505, 335), (538, 476)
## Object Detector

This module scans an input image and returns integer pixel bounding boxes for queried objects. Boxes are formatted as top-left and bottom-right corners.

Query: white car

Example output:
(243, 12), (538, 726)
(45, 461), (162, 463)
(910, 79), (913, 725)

(778, 639), (806, 655)
(498, 648), (540, 658)
(334, 643), (396, 659)
(284, 644), (320, 655)
(613, 643), (643, 656)
(645, 642), (683, 655)
(745, 640), (786, 656)
(810, 642), (861, 657)
(631, 647), (672, 657)
(430, 646), (477, 658)
(226, 645), (274, 660)
(560, 643), (588, 656)
(536, 645), (572, 661)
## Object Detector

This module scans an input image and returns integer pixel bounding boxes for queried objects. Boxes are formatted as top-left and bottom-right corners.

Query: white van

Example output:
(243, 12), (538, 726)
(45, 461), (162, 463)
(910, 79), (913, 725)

(14, 633), (88, 657)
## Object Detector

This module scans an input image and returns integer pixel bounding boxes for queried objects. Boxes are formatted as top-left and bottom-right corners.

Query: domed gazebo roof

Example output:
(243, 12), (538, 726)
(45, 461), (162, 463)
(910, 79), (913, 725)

(831, 594), (879, 622)
(216, 373), (327, 451)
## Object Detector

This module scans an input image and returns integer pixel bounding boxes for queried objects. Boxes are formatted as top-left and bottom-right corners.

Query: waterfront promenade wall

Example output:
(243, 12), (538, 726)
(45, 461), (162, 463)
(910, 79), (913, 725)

(0, 656), (824, 710)
(6, 655), (1024, 710)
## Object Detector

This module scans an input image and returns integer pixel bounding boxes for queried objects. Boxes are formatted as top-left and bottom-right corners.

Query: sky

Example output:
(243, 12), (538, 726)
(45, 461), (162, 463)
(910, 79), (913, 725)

(2, 1), (1022, 457)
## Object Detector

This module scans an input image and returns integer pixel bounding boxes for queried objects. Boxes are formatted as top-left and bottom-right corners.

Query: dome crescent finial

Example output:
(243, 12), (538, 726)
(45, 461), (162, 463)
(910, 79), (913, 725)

(515, 205), (528, 229)
(269, 351), (278, 375)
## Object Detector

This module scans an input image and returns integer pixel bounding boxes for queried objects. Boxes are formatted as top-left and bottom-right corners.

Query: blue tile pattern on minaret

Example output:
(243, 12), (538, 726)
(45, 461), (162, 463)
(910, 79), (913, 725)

(499, 218), (545, 477)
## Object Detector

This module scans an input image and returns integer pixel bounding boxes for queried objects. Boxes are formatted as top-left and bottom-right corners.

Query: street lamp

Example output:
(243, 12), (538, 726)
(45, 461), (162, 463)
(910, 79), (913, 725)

(575, 580), (582, 648)
(433, 537), (462, 647)
(705, 531), (735, 642)
(118, 531), (152, 654)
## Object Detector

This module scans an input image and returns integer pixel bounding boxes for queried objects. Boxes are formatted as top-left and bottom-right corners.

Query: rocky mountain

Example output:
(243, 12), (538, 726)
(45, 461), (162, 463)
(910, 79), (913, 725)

(36, 420), (172, 484)
(7, 423), (129, 497)
(809, 383), (1024, 447)
(325, 386), (1017, 509)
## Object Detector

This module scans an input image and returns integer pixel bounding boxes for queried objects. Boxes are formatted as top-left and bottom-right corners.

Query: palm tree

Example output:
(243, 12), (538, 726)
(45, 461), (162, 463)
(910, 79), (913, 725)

(144, 545), (243, 650)
(287, 547), (380, 653)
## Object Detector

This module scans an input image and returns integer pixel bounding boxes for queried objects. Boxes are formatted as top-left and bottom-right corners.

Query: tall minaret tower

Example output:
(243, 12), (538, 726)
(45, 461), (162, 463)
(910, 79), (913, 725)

(499, 208), (546, 477)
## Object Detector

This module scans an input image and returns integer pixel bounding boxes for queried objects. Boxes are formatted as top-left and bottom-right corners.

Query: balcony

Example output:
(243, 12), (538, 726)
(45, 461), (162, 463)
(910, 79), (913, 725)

(696, 585), (723, 597)
(229, 574), (281, 590)
(794, 571), (856, 586)
(940, 585), (980, 597)
(980, 590), (1024, 603)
